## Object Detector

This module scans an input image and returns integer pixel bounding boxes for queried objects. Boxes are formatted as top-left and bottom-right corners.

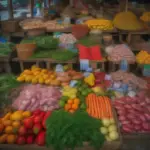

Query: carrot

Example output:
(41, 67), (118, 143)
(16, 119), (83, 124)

(104, 97), (113, 118)
(93, 94), (99, 118)
(103, 96), (110, 118)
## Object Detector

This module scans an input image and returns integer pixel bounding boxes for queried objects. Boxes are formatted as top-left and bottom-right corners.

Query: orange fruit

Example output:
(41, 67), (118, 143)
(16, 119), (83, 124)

(12, 121), (21, 128)
(22, 111), (31, 118)
(74, 98), (80, 105)
(0, 134), (8, 144)
(0, 124), (4, 133)
(72, 103), (78, 110)
(67, 99), (74, 104)
(3, 120), (12, 126)
(5, 126), (13, 134)
(64, 104), (72, 111)
(7, 134), (16, 144)
(69, 109), (75, 113)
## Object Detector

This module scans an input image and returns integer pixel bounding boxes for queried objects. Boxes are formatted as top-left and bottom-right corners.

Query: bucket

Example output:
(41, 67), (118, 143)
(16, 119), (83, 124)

(16, 43), (36, 60)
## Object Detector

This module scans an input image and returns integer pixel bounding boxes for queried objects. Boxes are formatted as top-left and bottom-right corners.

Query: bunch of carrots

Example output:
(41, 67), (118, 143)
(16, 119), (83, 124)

(86, 94), (113, 119)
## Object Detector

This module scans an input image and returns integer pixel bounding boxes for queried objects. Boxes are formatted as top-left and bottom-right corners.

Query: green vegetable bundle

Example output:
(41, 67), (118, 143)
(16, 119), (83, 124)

(46, 110), (105, 150)
(0, 42), (15, 56)
(51, 51), (77, 61)
(35, 36), (59, 49)
(21, 36), (59, 49)
(0, 74), (21, 108)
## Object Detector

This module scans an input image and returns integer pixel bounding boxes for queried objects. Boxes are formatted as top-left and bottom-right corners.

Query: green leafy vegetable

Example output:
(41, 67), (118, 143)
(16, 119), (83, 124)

(0, 42), (15, 56)
(51, 51), (77, 61)
(0, 74), (21, 108)
(46, 110), (105, 150)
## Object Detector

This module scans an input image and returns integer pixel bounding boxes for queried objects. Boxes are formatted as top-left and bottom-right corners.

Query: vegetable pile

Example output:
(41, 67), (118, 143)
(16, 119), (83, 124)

(12, 84), (61, 111)
(51, 51), (77, 61)
(0, 74), (21, 108)
(113, 91), (150, 133)
(0, 43), (15, 57)
(0, 109), (51, 146)
(46, 110), (105, 150)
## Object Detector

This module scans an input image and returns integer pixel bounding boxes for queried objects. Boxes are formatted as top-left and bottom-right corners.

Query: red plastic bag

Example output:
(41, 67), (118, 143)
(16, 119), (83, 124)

(90, 45), (102, 60)
(77, 44), (91, 59)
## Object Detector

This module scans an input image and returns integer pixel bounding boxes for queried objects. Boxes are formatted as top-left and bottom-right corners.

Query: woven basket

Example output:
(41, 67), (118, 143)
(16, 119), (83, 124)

(16, 43), (36, 60)
(27, 28), (46, 37)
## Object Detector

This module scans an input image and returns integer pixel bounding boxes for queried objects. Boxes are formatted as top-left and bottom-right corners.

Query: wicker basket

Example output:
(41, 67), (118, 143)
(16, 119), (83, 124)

(1, 20), (19, 33)
(16, 43), (36, 60)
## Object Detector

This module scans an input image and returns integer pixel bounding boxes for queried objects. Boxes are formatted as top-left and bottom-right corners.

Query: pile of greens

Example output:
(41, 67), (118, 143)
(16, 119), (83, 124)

(0, 74), (21, 108)
(0, 42), (15, 57)
(21, 36), (59, 49)
(77, 37), (100, 47)
(51, 51), (77, 61)
(46, 110), (105, 150)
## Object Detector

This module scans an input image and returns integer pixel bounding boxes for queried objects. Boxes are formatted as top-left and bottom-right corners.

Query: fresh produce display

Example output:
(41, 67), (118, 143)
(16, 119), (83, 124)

(100, 118), (119, 141)
(113, 11), (143, 31)
(51, 51), (77, 61)
(108, 44), (135, 63)
(113, 91), (150, 133)
(136, 50), (150, 64)
(17, 66), (59, 85)
(46, 110), (105, 150)
(0, 74), (21, 109)
(85, 19), (114, 30)
(12, 84), (61, 111)
(111, 70), (148, 89)
(140, 12), (150, 22)
(0, 109), (50, 145)
(21, 36), (59, 50)
(86, 94), (113, 119)
(0, 42), (15, 57)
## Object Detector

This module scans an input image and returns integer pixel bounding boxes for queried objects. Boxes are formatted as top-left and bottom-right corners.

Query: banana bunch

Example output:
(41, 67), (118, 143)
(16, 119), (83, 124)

(136, 50), (150, 64)
(85, 19), (114, 30)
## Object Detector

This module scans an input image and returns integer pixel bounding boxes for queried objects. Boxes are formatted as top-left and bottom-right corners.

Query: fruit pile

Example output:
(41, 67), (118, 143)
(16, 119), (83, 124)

(100, 118), (119, 142)
(140, 12), (150, 22)
(85, 19), (114, 30)
(136, 50), (150, 64)
(0, 110), (51, 145)
(17, 65), (57, 85)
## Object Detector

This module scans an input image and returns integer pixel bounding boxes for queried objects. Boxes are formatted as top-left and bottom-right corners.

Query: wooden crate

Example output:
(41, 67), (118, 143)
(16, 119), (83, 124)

(12, 57), (78, 71)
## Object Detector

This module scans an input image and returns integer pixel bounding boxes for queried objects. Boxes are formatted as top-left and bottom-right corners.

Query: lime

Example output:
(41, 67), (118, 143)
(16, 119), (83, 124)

(58, 100), (66, 107)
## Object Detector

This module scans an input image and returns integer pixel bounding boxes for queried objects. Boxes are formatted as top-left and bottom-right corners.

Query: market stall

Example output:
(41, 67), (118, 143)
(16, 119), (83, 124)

(0, 0), (150, 150)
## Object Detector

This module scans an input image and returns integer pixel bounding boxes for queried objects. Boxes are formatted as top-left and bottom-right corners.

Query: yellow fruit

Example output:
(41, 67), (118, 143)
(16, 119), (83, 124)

(33, 71), (41, 76)
(43, 74), (49, 80)
(12, 121), (21, 128)
(0, 134), (8, 144)
(32, 78), (38, 84)
(17, 76), (25, 82)
(41, 69), (48, 74)
(50, 74), (56, 79)
(22, 111), (31, 118)
(5, 126), (13, 134)
(7, 134), (16, 144)
(3, 112), (12, 120)
(0, 124), (4, 133)
(25, 76), (33, 82)
(31, 65), (38, 70)
(11, 112), (23, 121)
(23, 70), (32, 75)
(38, 77), (44, 84)
(3, 120), (12, 126)
(45, 79), (51, 85)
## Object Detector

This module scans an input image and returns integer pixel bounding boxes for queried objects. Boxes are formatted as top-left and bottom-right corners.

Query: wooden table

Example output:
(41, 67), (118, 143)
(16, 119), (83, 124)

(12, 57), (78, 71)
